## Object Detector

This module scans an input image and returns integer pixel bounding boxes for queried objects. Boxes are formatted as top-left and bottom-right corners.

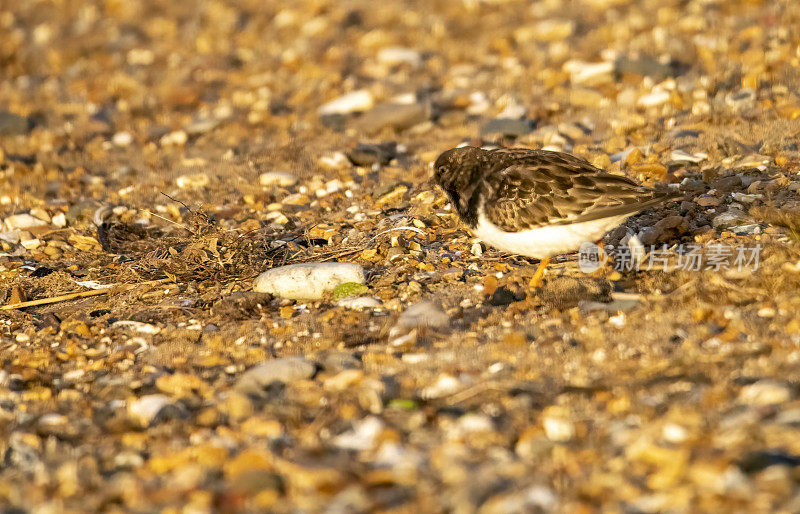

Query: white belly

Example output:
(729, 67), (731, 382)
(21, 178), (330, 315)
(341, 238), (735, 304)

(473, 211), (630, 259)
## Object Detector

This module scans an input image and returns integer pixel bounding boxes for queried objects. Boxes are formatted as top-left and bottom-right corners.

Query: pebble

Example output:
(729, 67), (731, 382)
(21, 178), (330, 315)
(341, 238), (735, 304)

(637, 89), (671, 108)
(4, 213), (49, 231)
(395, 301), (449, 330)
(236, 357), (317, 395)
(253, 262), (365, 300)
(355, 102), (427, 133)
(51, 212), (66, 228)
(419, 374), (463, 400)
(332, 416), (384, 451)
(112, 131), (133, 147)
(0, 111), (30, 135)
(670, 150), (705, 163)
(713, 176), (742, 194)
(376, 47), (422, 67)
(711, 208), (751, 229)
(0, 231), (20, 244)
(739, 381), (793, 406)
(160, 130), (188, 146)
(695, 196), (720, 207)
(615, 56), (682, 79)
(563, 60), (614, 85)
(732, 154), (769, 171)
(346, 142), (397, 167)
(725, 89), (756, 113)
(731, 193), (761, 204)
(20, 238), (41, 250)
(336, 296), (382, 310)
(129, 395), (172, 426)
(318, 89), (374, 116)
(176, 173), (210, 189)
(259, 171), (298, 187)
(542, 413), (575, 442)
(728, 224), (761, 235)
(111, 320), (161, 334)
(480, 118), (535, 138)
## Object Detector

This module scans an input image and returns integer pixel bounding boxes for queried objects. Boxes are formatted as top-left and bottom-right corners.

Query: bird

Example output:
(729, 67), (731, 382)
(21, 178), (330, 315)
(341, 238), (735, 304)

(432, 146), (680, 286)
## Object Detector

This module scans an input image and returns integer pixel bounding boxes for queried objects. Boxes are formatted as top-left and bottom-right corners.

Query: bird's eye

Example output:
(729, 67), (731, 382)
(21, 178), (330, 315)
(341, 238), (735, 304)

(437, 166), (447, 175)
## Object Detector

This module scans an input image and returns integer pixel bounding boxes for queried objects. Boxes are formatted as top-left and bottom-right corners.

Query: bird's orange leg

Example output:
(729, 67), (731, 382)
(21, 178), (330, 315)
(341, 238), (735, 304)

(528, 257), (550, 288)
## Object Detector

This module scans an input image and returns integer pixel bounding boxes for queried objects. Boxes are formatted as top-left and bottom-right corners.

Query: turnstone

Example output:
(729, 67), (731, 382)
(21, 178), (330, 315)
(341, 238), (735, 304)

(433, 146), (679, 285)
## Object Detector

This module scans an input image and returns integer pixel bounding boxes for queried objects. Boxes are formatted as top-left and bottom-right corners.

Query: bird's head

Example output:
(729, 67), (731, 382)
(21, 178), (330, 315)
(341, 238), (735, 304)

(432, 146), (486, 195)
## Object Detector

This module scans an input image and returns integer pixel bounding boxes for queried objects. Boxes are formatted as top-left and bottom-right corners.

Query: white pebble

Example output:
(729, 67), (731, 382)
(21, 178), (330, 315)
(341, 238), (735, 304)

(129, 395), (171, 426)
(259, 172), (297, 187)
(4, 213), (48, 231)
(543, 416), (575, 442)
(739, 380), (792, 406)
(176, 173), (210, 189)
(337, 296), (382, 310)
(112, 131), (133, 147)
(377, 47), (422, 67)
(637, 89), (671, 108)
(253, 262), (365, 300)
(318, 89), (373, 116)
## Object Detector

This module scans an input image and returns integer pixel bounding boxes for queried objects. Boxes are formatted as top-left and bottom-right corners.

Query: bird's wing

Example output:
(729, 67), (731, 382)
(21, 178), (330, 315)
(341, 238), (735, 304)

(481, 153), (676, 232)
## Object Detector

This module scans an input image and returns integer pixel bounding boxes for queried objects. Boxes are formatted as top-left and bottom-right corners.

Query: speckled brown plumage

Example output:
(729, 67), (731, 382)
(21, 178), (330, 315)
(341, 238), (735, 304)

(433, 146), (678, 232)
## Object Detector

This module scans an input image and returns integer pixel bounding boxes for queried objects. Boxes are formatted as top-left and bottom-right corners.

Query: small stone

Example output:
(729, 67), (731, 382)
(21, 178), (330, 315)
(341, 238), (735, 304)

(185, 117), (222, 135)
(356, 103), (427, 133)
(738, 380), (792, 406)
(733, 154), (770, 171)
(332, 416), (384, 451)
(0, 231), (20, 244)
(488, 286), (523, 306)
(563, 60), (614, 85)
(176, 173), (210, 189)
(0, 111), (31, 136)
(637, 89), (671, 108)
(695, 196), (720, 207)
(318, 90), (374, 116)
(253, 262), (365, 300)
(282, 193), (310, 205)
(259, 172), (298, 187)
(160, 130), (188, 146)
(730, 192), (761, 204)
(615, 56), (683, 79)
(395, 301), (449, 330)
(20, 238), (41, 250)
(336, 296), (382, 310)
(728, 224), (761, 235)
(376, 47), (422, 67)
(51, 212), (66, 228)
(713, 175), (742, 193)
(236, 357), (317, 396)
(129, 395), (172, 426)
(542, 410), (575, 442)
(569, 88), (607, 107)
(346, 142), (397, 167)
(725, 89), (756, 113)
(156, 373), (210, 398)
(111, 320), (161, 334)
(515, 19), (573, 42)
(112, 131), (133, 147)
(4, 213), (49, 231)
(712, 208), (752, 229)
(419, 374), (462, 399)
(670, 150), (705, 163)
(480, 118), (535, 138)
(662, 423), (689, 444)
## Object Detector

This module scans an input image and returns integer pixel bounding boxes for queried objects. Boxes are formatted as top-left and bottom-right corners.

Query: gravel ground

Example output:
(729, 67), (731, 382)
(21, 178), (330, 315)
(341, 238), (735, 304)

(3, 0), (800, 512)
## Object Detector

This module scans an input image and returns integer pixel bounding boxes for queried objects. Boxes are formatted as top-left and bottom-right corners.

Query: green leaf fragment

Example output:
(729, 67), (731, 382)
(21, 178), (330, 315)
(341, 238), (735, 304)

(332, 282), (368, 300)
